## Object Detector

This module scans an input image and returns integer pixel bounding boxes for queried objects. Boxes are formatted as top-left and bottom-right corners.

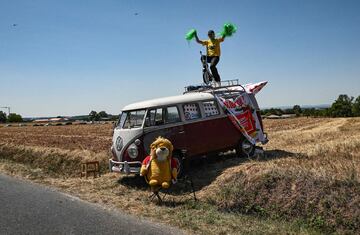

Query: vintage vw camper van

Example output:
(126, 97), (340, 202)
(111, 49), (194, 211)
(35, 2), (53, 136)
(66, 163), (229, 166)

(109, 81), (267, 175)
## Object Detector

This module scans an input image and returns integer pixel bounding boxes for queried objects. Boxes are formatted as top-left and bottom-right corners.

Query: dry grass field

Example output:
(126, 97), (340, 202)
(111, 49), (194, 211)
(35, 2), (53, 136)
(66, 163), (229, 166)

(0, 124), (113, 152)
(0, 117), (359, 234)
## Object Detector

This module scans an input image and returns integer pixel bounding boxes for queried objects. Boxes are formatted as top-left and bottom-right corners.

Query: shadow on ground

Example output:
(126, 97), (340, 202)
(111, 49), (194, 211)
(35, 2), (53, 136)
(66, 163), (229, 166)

(117, 148), (297, 195)
(117, 175), (148, 190)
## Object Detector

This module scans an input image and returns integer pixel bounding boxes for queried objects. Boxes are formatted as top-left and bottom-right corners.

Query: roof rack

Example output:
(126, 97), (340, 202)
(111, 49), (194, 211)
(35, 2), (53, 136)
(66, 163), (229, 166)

(184, 79), (245, 98)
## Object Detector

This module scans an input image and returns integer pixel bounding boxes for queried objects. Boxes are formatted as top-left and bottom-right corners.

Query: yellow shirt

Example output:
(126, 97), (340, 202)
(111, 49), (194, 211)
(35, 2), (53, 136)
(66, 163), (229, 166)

(201, 38), (224, 57)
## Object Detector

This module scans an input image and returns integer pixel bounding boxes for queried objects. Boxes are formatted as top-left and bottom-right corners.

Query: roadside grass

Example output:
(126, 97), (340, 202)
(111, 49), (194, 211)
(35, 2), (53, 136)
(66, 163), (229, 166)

(200, 117), (360, 233)
(0, 159), (319, 235)
(0, 143), (109, 177)
(1, 117), (360, 234)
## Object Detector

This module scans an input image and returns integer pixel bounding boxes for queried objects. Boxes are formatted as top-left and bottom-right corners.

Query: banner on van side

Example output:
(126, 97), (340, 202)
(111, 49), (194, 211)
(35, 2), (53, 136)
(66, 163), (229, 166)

(215, 88), (267, 145)
(216, 96), (257, 145)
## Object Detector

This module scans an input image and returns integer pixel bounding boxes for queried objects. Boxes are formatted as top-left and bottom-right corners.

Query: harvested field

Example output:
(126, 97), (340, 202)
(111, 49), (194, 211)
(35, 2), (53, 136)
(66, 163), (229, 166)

(1, 117), (359, 234)
(201, 117), (360, 233)
(0, 124), (113, 152)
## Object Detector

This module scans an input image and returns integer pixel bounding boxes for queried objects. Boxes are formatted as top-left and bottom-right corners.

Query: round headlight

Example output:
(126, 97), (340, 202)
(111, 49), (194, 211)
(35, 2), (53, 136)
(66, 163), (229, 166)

(127, 144), (138, 159)
(115, 136), (123, 151)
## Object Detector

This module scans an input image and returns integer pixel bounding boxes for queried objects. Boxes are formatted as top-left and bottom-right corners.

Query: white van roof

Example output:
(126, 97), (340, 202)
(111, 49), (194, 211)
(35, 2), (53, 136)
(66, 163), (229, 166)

(123, 92), (215, 111)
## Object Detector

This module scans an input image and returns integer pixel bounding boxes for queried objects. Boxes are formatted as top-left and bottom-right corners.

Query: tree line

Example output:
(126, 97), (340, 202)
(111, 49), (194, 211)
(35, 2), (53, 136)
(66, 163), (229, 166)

(88, 110), (118, 121)
(260, 94), (360, 117)
(0, 112), (23, 123)
(0, 110), (117, 123)
(1, 94), (358, 123)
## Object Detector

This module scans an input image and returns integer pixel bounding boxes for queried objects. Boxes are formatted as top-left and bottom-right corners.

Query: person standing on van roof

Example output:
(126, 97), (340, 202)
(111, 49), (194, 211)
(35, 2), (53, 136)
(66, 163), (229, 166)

(194, 30), (225, 84)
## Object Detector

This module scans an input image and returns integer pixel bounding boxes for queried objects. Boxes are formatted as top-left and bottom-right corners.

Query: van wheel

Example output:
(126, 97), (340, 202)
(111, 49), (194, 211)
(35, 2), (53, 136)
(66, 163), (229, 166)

(172, 153), (184, 178)
(236, 139), (255, 157)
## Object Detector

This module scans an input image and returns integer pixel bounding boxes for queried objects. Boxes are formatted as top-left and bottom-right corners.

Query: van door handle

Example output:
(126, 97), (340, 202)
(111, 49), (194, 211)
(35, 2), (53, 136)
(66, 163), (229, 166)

(178, 131), (185, 134)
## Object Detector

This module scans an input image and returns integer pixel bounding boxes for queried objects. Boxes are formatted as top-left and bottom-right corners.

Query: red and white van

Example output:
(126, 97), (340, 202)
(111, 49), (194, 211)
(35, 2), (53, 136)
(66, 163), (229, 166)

(109, 80), (268, 175)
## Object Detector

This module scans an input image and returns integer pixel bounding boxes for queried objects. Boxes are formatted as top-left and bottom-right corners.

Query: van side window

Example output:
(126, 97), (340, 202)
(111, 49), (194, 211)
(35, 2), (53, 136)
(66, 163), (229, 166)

(145, 108), (164, 126)
(183, 103), (201, 120)
(165, 106), (181, 124)
(145, 109), (156, 127)
(203, 101), (220, 117)
(145, 106), (180, 126)
(155, 108), (164, 125)
(122, 109), (146, 129)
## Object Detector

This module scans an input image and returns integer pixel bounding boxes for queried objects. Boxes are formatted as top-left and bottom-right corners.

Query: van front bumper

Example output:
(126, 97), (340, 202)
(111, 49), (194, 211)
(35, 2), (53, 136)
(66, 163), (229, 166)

(109, 159), (142, 175)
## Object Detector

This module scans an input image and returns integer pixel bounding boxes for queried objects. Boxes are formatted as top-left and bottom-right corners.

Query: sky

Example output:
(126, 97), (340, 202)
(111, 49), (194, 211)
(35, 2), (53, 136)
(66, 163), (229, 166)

(1, 0), (359, 117)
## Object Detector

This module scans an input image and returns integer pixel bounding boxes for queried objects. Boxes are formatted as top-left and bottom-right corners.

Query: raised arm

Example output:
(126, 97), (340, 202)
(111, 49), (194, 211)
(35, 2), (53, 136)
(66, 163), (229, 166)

(194, 32), (203, 44)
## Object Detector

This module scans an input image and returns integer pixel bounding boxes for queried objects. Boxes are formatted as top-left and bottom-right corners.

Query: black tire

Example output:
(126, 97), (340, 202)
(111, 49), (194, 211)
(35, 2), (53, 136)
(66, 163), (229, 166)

(236, 138), (256, 157)
(172, 153), (184, 178)
(203, 71), (212, 85)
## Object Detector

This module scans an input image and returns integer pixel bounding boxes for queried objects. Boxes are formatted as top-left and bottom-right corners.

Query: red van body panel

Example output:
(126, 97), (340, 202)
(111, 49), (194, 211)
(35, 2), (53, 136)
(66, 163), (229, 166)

(183, 116), (240, 156)
(140, 115), (241, 159)
(143, 124), (187, 156)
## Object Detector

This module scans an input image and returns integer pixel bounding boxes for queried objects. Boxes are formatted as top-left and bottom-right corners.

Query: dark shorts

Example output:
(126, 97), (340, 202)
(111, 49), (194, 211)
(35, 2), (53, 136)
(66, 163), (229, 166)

(206, 56), (220, 64)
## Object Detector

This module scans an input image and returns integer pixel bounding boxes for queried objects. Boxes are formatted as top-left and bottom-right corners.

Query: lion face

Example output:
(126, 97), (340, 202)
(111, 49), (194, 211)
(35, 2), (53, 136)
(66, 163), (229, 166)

(150, 137), (173, 162)
(156, 146), (169, 162)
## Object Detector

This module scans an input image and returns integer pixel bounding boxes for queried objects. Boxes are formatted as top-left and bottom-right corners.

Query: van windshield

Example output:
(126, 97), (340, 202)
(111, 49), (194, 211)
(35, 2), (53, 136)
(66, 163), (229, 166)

(119, 109), (146, 129)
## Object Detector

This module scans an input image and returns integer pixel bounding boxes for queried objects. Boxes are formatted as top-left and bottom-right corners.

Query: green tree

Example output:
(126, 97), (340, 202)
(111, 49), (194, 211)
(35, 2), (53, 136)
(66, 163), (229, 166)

(8, 113), (23, 123)
(330, 94), (353, 117)
(98, 111), (108, 118)
(0, 111), (7, 123)
(352, 96), (360, 116)
(319, 108), (331, 117)
(293, 105), (302, 117)
(271, 108), (283, 116)
(89, 110), (101, 121)
(89, 110), (97, 121)
(283, 108), (294, 114)
(303, 108), (315, 117)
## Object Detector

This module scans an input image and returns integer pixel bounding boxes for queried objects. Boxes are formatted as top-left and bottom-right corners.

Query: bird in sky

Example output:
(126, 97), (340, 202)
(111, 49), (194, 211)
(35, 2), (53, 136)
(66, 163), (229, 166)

(12, 24), (17, 27)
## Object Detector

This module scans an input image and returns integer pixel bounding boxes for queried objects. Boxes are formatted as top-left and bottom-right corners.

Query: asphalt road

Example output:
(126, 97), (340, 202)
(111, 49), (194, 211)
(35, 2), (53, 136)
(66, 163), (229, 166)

(0, 174), (186, 235)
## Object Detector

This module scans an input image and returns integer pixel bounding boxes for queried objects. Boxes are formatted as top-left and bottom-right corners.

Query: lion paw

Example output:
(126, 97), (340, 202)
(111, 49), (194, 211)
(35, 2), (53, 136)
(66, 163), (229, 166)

(149, 179), (159, 186)
(162, 182), (170, 189)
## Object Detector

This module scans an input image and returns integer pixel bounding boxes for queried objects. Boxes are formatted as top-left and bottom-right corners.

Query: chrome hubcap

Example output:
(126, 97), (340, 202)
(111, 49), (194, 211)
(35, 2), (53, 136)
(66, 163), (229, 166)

(242, 140), (253, 155)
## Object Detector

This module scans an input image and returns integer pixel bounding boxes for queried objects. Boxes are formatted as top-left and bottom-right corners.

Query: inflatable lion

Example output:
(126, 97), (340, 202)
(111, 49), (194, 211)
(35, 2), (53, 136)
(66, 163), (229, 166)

(140, 137), (178, 189)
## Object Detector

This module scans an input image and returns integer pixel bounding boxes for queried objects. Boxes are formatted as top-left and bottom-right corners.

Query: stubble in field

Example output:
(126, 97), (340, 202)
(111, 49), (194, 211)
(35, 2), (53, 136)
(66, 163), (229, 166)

(1, 118), (359, 234)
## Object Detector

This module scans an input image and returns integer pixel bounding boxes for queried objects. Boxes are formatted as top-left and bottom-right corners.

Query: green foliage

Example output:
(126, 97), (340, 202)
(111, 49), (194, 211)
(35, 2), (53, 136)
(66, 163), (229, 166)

(352, 96), (360, 116)
(0, 111), (6, 123)
(261, 108), (283, 116)
(261, 94), (360, 118)
(329, 94), (354, 117)
(302, 108), (315, 117)
(283, 108), (294, 114)
(292, 105), (302, 117)
(98, 111), (108, 118)
(88, 110), (100, 121)
(7, 113), (23, 123)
